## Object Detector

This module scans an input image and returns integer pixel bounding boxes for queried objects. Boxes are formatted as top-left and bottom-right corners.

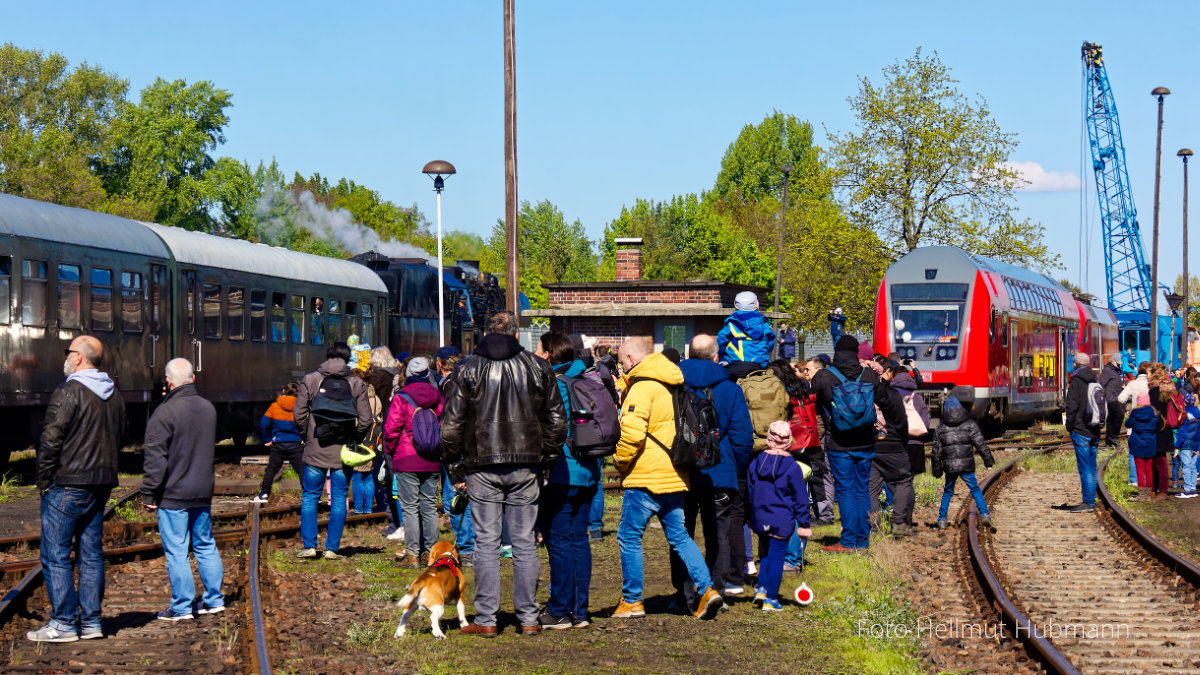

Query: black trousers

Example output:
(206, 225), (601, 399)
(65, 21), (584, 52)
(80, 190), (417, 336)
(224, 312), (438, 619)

(259, 441), (304, 495)
(725, 477), (748, 587)
(669, 485), (734, 609)
(1106, 401), (1124, 445)
(868, 445), (915, 529)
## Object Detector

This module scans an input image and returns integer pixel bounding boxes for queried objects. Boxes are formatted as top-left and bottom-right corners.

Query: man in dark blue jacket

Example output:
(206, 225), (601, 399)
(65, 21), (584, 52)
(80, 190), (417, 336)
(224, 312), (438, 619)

(669, 334), (754, 611)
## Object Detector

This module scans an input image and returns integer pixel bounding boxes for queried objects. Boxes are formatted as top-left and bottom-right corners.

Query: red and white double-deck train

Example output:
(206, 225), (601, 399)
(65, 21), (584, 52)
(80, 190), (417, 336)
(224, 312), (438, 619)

(872, 246), (1118, 422)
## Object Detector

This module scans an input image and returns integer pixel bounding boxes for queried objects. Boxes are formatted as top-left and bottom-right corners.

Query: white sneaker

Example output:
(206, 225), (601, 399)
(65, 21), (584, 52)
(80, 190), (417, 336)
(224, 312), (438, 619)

(386, 526), (406, 541)
(27, 625), (78, 643)
(250, 493), (269, 504)
(1176, 492), (1198, 499)
(745, 560), (758, 576)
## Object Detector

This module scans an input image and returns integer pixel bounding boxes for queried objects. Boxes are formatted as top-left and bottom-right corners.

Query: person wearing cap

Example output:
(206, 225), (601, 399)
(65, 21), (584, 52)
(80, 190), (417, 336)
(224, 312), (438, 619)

(383, 356), (446, 567)
(827, 308), (847, 343)
(717, 291), (775, 368)
(434, 345), (462, 383)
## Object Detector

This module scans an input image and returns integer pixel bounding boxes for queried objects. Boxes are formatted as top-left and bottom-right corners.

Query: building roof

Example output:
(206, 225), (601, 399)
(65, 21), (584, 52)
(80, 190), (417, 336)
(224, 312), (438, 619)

(0, 192), (170, 258)
(143, 223), (388, 292)
(543, 280), (770, 292)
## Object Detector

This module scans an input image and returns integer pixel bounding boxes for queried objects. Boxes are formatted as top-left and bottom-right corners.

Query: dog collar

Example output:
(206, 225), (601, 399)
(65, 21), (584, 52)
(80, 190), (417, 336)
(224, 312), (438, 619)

(431, 555), (460, 580)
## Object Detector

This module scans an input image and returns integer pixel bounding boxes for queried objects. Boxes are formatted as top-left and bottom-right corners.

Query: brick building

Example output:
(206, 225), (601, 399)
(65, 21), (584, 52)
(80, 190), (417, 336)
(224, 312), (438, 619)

(529, 237), (787, 355)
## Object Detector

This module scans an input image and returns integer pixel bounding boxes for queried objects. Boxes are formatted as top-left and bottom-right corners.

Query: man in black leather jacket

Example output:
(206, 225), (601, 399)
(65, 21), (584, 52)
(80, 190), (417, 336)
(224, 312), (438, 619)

(30, 336), (125, 643)
(441, 311), (567, 636)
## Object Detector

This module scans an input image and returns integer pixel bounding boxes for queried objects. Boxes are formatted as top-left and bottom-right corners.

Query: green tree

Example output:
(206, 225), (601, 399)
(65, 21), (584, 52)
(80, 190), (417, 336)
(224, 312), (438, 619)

(830, 48), (1057, 269)
(1173, 274), (1200, 328)
(484, 200), (596, 309)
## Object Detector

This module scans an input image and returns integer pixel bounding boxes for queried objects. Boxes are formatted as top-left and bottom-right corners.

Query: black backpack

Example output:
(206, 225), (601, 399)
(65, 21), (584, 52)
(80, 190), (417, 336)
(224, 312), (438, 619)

(310, 375), (359, 446)
(631, 378), (721, 470)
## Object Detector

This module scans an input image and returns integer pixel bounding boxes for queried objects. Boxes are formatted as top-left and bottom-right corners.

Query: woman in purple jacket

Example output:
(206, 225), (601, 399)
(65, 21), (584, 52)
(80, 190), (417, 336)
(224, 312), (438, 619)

(748, 421), (812, 611)
(384, 357), (444, 567)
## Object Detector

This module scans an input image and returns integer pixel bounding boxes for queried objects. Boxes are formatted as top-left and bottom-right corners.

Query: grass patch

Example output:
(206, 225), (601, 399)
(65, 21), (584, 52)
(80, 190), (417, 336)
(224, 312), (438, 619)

(281, 466), (299, 481)
(1019, 447), (1077, 473)
(1103, 451), (1137, 507)
(913, 473), (942, 508)
(0, 473), (33, 504)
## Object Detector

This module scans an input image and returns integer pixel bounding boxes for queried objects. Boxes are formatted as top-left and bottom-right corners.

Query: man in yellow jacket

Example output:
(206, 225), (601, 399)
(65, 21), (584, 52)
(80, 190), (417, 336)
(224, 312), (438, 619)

(612, 338), (724, 621)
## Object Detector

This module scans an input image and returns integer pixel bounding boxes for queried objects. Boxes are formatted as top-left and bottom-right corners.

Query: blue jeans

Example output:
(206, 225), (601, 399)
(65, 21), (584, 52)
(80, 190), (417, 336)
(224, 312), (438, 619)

(542, 484), (596, 620)
(1072, 432), (1100, 507)
(1180, 448), (1198, 494)
(351, 471), (374, 513)
(442, 469), (474, 555)
(1173, 452), (1182, 483)
(157, 508), (224, 614)
(784, 525), (807, 568)
(617, 488), (711, 603)
(938, 471), (989, 520)
(828, 449), (874, 549)
(41, 485), (109, 634)
(301, 464), (351, 551)
(589, 482), (605, 533)
(1129, 447), (1139, 484)
(756, 535), (789, 601)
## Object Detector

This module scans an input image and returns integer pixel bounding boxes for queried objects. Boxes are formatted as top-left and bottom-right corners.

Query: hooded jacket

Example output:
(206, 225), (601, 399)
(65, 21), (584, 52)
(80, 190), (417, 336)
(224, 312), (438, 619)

(547, 359), (603, 487)
(1126, 405), (1163, 459)
(810, 341), (896, 452)
(679, 358), (754, 490)
(875, 383), (909, 448)
(1064, 366), (1100, 438)
(440, 333), (567, 479)
(615, 352), (688, 493)
(294, 358), (373, 469)
(889, 372), (929, 442)
(1098, 362), (1124, 403)
(1174, 409), (1200, 452)
(1118, 374), (1148, 408)
(717, 310), (775, 368)
(37, 370), (125, 491)
(368, 366), (399, 415)
(778, 328), (797, 361)
(141, 384), (217, 509)
(260, 395), (302, 445)
(747, 448), (811, 538)
(385, 380), (445, 473)
(931, 405), (993, 476)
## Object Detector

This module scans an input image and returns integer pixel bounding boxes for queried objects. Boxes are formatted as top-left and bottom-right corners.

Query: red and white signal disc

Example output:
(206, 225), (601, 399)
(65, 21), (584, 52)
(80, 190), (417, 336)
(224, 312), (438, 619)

(794, 582), (814, 605)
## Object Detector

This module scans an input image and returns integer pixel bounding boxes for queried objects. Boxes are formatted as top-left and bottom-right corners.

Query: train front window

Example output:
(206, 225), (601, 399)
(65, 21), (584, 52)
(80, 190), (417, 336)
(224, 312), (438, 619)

(893, 304), (962, 344)
(91, 268), (112, 331)
(58, 264), (81, 330)
(890, 283), (969, 301)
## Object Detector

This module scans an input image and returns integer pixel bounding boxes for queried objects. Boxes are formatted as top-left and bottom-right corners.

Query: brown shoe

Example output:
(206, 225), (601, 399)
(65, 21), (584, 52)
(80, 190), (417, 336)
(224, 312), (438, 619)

(418, 551), (430, 566)
(520, 624), (541, 635)
(694, 587), (724, 620)
(1136, 487), (1149, 502)
(1152, 491), (1168, 501)
(460, 623), (498, 638)
(611, 599), (645, 618)
(396, 553), (420, 568)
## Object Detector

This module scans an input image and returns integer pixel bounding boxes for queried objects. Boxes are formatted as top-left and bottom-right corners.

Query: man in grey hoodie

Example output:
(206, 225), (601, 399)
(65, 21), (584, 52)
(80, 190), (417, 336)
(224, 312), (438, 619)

(30, 336), (125, 643)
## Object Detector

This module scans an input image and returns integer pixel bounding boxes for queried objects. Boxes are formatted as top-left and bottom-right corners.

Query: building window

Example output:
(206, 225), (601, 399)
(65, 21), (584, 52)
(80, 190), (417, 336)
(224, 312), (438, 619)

(250, 289), (267, 341)
(58, 264), (81, 329)
(203, 282), (221, 339)
(271, 292), (286, 343)
(327, 299), (341, 344)
(227, 285), (244, 340)
(290, 294), (305, 344)
(91, 268), (113, 331)
(121, 271), (143, 333)
(310, 297), (324, 345)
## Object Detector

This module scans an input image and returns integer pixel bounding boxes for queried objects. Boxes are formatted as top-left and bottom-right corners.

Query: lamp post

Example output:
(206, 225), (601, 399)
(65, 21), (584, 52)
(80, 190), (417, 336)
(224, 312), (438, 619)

(422, 160), (456, 347)
(774, 165), (793, 314)
(1150, 87), (1171, 364)
(1166, 291), (1185, 368)
(1181, 148), (1193, 348)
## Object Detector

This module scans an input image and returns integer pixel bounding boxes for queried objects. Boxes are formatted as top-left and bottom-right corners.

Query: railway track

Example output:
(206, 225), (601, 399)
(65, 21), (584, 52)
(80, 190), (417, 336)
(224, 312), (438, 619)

(967, 445), (1200, 674)
(0, 494), (387, 673)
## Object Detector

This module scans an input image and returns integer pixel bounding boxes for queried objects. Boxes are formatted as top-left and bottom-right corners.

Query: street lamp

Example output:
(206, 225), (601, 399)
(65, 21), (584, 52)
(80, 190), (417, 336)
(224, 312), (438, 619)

(1180, 148), (1193, 348)
(422, 160), (456, 347)
(1150, 86), (1171, 364)
(774, 165), (793, 314)
(1166, 291), (1185, 368)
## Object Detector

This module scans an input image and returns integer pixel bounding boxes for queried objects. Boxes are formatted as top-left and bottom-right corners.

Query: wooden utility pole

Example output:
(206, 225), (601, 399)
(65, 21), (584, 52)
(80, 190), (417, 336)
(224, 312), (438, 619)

(504, 0), (520, 314)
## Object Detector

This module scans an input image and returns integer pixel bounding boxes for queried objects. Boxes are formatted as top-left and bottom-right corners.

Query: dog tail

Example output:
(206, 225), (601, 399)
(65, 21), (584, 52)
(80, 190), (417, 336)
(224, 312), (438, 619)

(397, 590), (417, 610)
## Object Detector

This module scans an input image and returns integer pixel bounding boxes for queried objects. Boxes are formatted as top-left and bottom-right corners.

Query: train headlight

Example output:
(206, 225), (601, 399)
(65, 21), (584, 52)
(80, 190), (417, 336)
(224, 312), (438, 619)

(937, 348), (946, 358)
(902, 331), (912, 342)
(894, 319), (906, 331)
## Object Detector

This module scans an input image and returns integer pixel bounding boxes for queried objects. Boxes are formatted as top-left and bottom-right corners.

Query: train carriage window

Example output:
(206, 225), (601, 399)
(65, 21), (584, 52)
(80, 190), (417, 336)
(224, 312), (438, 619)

(203, 283), (221, 339)
(271, 292), (286, 343)
(227, 286), (244, 341)
(1002, 318), (1010, 347)
(57, 264), (81, 330)
(0, 255), (9, 325)
(249, 289), (266, 342)
(310, 297), (323, 345)
(345, 301), (358, 340)
(21, 259), (48, 327)
(361, 303), (373, 347)
(327, 299), (340, 344)
(290, 295), (305, 344)
(121, 272), (143, 333)
(91, 268), (112, 331)
(182, 271), (196, 335)
(1019, 354), (1033, 389)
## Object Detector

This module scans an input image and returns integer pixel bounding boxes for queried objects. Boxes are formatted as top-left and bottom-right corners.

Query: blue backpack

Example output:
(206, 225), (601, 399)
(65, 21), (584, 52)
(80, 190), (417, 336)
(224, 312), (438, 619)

(828, 368), (877, 432)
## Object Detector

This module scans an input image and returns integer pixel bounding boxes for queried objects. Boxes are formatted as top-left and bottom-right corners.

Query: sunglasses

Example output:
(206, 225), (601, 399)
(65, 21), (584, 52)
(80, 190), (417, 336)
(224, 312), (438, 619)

(64, 349), (79, 356)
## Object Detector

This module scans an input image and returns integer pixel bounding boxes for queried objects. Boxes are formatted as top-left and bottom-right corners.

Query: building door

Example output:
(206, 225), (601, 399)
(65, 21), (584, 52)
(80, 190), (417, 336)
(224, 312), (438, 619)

(655, 319), (693, 357)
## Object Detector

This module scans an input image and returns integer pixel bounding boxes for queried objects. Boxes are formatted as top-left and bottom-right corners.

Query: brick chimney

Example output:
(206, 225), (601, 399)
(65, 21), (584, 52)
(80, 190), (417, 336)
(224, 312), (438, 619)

(614, 237), (643, 282)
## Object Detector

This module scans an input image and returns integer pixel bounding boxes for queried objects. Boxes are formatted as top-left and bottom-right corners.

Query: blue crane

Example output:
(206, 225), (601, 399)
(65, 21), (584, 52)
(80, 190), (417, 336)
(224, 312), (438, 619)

(1082, 41), (1178, 368)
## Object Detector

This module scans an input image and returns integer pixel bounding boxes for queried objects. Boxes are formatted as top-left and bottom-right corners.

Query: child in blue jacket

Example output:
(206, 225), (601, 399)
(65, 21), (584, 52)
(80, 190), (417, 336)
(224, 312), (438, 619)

(717, 291), (775, 368)
(1126, 392), (1165, 499)
(748, 421), (812, 611)
(1173, 405), (1200, 498)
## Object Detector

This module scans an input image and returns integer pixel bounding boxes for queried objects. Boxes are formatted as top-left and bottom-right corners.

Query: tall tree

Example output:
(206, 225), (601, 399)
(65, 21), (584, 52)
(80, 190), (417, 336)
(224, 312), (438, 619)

(830, 48), (1057, 269)
(484, 199), (596, 309)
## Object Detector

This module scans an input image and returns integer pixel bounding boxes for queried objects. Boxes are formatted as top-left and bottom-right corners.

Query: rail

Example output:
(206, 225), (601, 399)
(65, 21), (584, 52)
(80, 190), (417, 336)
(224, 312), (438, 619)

(248, 502), (272, 675)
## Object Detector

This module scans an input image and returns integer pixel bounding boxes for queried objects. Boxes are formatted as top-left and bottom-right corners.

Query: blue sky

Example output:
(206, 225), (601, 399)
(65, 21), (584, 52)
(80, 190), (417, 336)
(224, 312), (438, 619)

(6, 1), (1199, 302)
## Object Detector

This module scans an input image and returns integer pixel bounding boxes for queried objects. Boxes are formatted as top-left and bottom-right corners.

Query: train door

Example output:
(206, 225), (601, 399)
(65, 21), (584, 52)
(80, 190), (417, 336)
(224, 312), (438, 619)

(148, 264), (169, 376)
(1058, 327), (1070, 406)
(180, 270), (200, 371)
